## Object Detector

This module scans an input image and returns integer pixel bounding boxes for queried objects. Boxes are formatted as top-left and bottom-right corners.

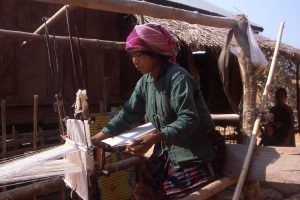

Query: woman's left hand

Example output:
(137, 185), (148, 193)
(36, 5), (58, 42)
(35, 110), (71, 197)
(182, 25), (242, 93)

(125, 132), (163, 156)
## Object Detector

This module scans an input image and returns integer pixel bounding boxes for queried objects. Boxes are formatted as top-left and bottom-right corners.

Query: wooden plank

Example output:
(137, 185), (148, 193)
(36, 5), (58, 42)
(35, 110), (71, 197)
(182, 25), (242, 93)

(223, 144), (300, 184)
(33, 95), (38, 150)
(32, 0), (237, 29)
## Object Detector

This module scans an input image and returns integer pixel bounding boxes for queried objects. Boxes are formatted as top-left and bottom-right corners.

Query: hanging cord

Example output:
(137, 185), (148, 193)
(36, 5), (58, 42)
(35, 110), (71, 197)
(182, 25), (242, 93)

(65, 6), (79, 89)
(42, 17), (59, 93)
(52, 33), (67, 119)
(53, 33), (63, 95)
(42, 17), (67, 135)
(74, 25), (86, 89)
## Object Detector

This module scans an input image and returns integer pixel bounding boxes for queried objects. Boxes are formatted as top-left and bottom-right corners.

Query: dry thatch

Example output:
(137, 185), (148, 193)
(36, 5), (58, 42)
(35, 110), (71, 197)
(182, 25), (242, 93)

(144, 16), (300, 64)
(143, 16), (299, 122)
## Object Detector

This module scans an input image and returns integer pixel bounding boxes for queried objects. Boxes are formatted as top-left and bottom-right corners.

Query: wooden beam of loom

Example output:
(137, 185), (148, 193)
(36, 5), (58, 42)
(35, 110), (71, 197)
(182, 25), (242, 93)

(31, 0), (237, 29)
(0, 28), (125, 50)
(0, 178), (65, 200)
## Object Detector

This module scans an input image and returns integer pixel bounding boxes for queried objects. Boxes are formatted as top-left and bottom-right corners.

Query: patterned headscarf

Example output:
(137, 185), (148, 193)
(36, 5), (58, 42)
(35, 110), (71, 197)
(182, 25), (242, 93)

(125, 23), (178, 61)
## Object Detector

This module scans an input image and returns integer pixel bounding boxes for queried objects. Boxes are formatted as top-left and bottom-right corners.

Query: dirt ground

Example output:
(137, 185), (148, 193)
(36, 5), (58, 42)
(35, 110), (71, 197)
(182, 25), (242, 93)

(217, 132), (300, 200)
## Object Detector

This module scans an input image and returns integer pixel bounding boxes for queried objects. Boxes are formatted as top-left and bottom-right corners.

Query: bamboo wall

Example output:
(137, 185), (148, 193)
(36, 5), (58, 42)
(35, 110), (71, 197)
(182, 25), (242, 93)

(0, 1), (139, 125)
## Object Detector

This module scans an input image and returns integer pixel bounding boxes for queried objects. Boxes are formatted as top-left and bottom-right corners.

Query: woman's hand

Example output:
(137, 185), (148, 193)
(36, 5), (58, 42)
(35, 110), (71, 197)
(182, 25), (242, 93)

(125, 132), (163, 156)
(91, 131), (109, 146)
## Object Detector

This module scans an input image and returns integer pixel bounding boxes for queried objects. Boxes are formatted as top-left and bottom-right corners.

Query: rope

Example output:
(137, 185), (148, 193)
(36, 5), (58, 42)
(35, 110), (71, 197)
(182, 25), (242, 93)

(75, 25), (86, 89)
(52, 33), (63, 95)
(42, 17), (59, 93)
(65, 7), (79, 90)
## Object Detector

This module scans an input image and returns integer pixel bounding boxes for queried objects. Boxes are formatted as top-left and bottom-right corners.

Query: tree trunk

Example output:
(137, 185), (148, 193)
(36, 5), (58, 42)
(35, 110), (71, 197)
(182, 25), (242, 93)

(234, 15), (260, 200)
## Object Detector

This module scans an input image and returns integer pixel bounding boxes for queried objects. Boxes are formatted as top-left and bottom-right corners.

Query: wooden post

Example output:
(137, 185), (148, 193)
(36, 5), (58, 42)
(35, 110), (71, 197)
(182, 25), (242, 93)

(33, 95), (38, 150)
(233, 15), (259, 200)
(297, 64), (300, 133)
(99, 100), (104, 113)
(102, 77), (110, 112)
(55, 94), (65, 136)
(1, 100), (7, 192)
(1, 100), (6, 158)
(33, 0), (237, 29)
(233, 20), (285, 200)
(12, 125), (16, 139)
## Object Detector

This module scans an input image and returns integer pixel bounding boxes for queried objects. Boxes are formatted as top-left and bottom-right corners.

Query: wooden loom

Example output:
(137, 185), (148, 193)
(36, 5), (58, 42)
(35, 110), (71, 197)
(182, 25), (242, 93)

(0, 119), (93, 200)
(0, 90), (94, 200)
(0, 1), (299, 198)
(1, 117), (300, 200)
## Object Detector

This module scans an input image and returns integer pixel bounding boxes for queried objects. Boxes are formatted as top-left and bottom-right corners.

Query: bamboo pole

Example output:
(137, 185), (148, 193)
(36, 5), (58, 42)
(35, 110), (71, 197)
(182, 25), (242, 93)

(297, 64), (300, 133)
(55, 94), (65, 136)
(32, 0), (237, 29)
(211, 114), (239, 121)
(22, 5), (74, 46)
(1, 100), (6, 158)
(104, 156), (146, 173)
(183, 177), (237, 200)
(232, 22), (285, 200)
(0, 28), (125, 49)
(33, 95), (38, 150)
(34, 5), (73, 34)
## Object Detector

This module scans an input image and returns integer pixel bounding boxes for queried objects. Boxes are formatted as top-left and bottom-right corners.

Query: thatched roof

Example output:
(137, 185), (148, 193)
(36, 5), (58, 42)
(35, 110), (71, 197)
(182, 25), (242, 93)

(144, 16), (300, 64)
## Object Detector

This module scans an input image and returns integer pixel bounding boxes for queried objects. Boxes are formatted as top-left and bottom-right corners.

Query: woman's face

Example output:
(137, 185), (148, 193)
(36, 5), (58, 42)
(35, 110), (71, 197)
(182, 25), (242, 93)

(275, 92), (287, 104)
(130, 52), (160, 75)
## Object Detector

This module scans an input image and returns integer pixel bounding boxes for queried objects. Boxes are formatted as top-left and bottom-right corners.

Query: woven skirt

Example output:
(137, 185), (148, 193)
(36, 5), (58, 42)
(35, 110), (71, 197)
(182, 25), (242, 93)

(133, 152), (217, 200)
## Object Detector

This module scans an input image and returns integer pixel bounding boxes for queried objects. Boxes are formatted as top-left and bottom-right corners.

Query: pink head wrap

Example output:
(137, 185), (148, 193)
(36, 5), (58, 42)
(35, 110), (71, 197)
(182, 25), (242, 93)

(125, 23), (178, 60)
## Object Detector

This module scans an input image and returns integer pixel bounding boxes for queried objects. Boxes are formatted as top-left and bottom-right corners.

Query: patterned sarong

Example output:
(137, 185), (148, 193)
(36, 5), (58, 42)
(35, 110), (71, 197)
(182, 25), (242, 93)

(134, 152), (217, 199)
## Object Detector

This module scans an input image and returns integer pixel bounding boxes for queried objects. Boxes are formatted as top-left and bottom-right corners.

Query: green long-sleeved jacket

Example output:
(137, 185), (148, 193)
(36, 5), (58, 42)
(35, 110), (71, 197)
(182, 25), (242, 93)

(102, 63), (215, 167)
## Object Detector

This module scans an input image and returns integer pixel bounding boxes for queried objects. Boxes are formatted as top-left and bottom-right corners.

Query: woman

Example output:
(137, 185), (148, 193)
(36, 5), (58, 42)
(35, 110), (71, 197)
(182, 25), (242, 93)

(92, 23), (218, 199)
(270, 88), (295, 147)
